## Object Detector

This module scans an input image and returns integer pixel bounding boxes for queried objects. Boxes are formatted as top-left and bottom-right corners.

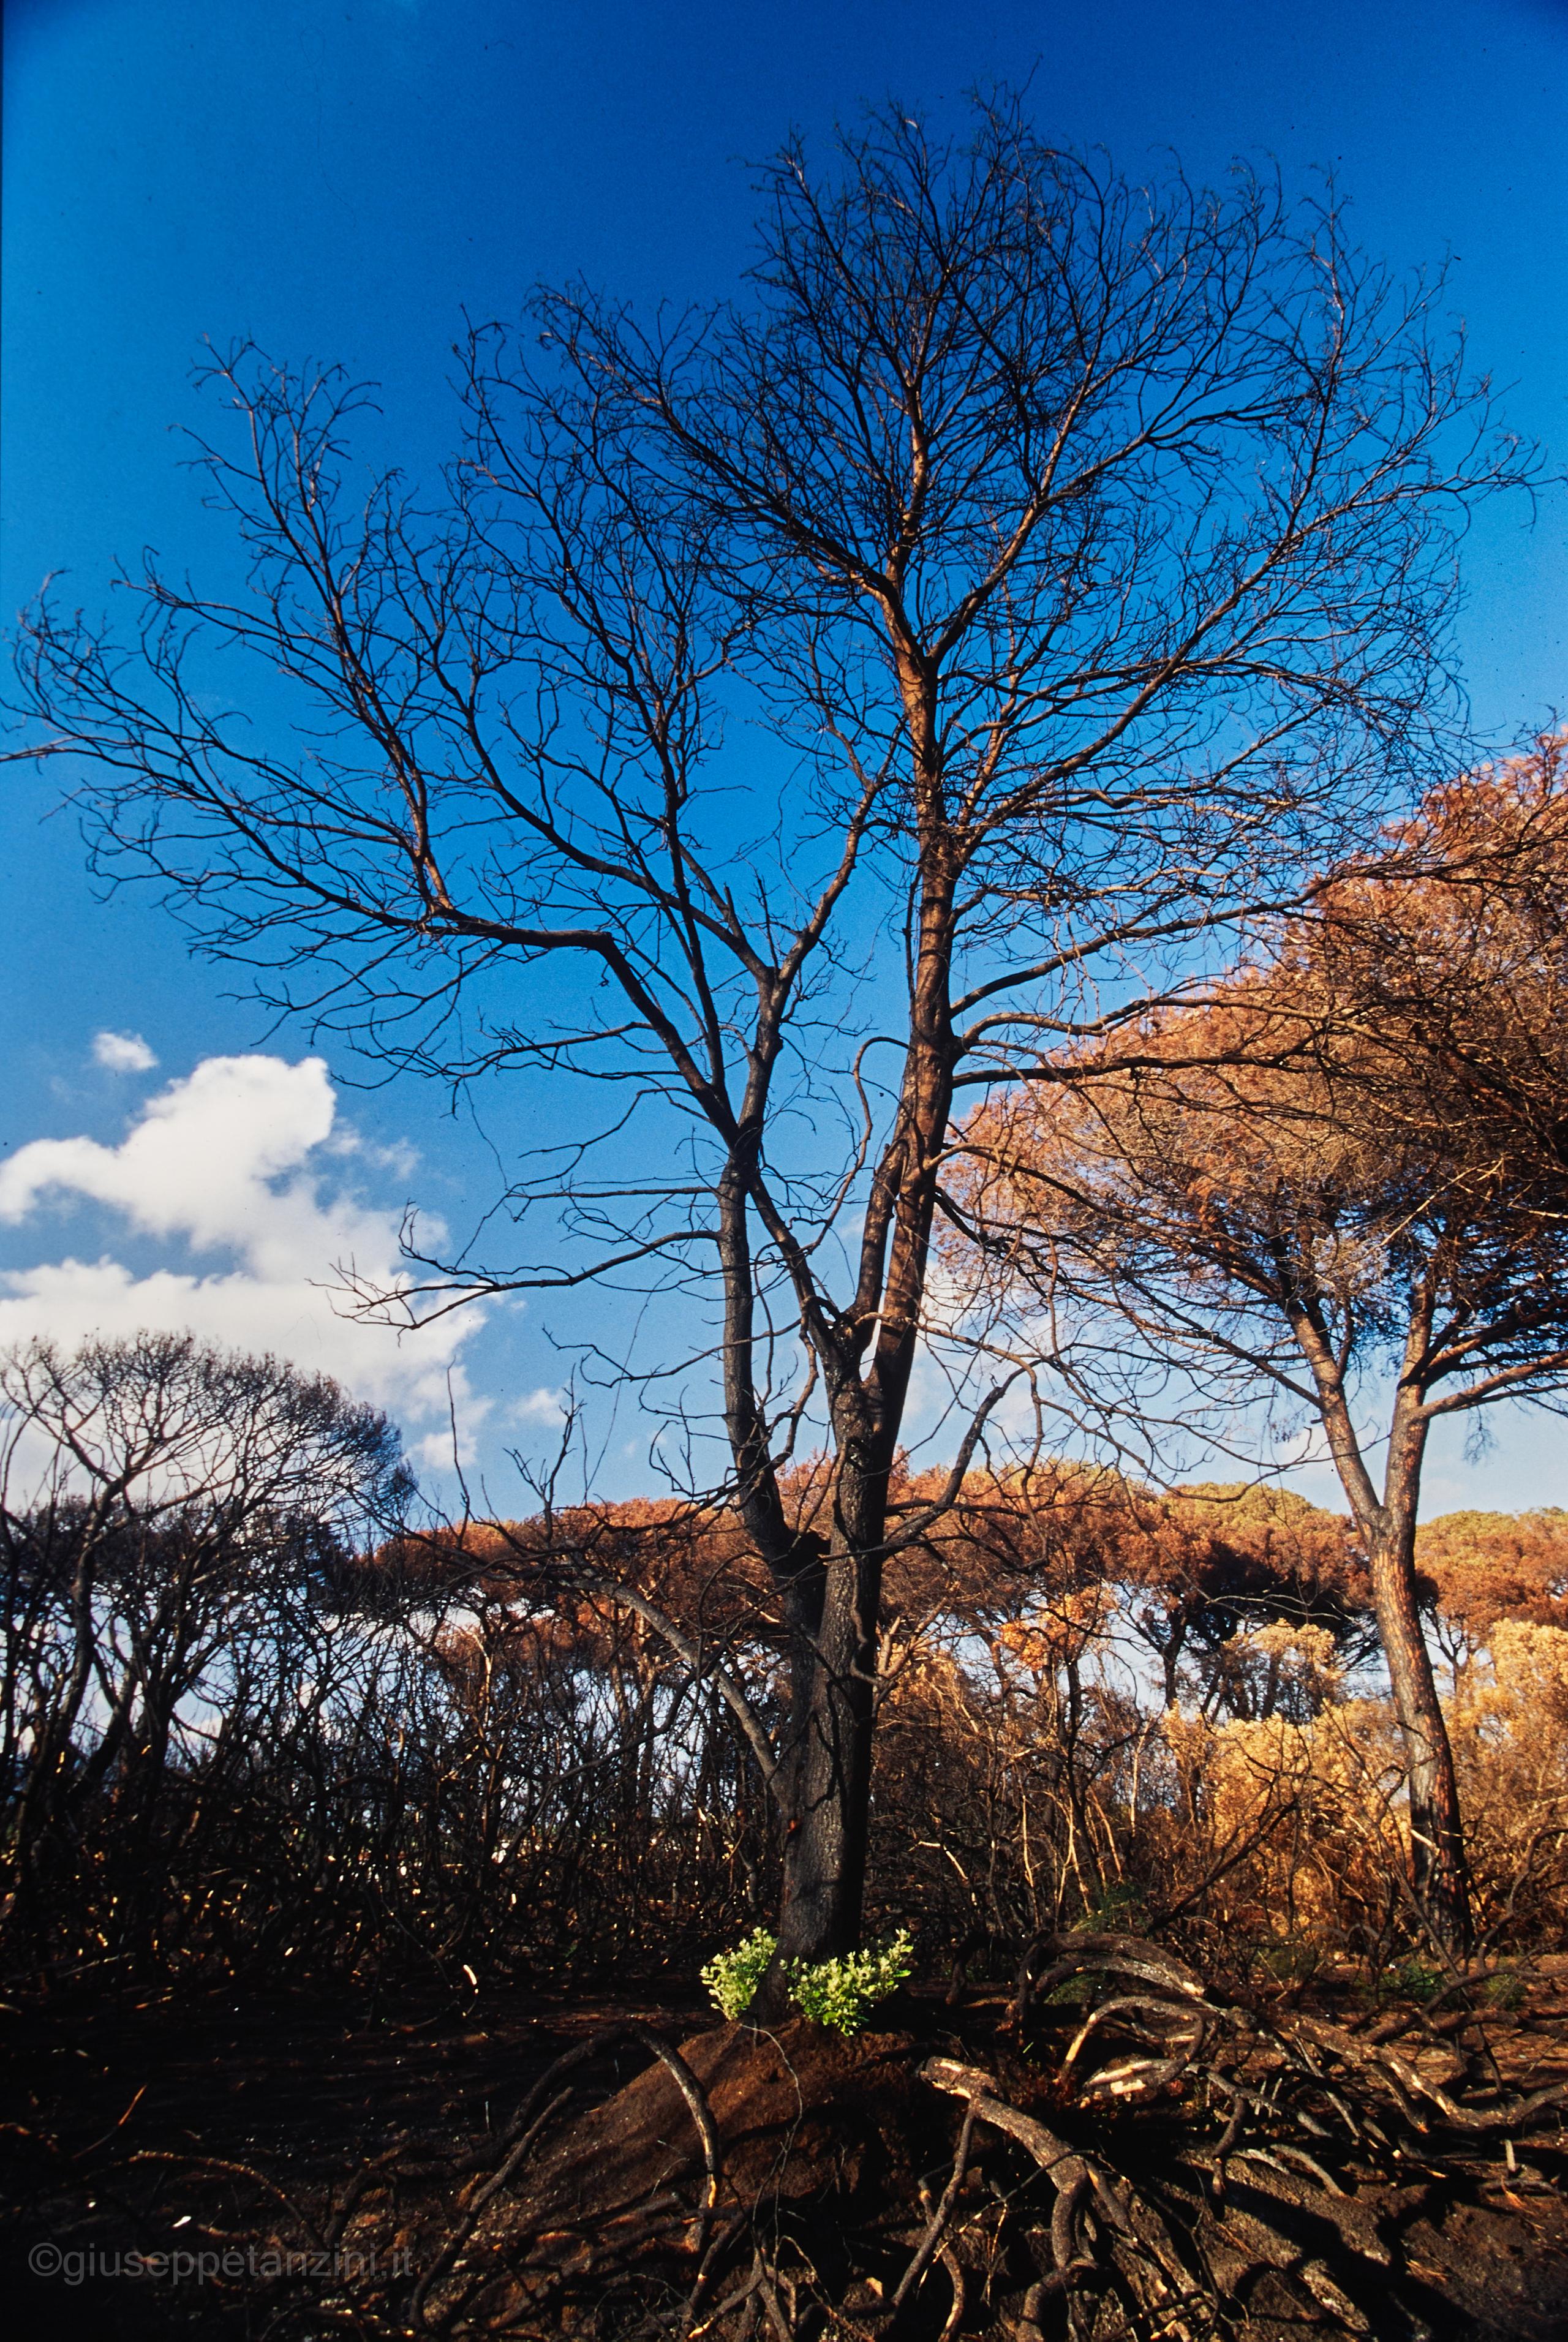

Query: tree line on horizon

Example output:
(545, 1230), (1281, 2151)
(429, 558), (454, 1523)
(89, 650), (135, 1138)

(3, 1327), (1568, 1997)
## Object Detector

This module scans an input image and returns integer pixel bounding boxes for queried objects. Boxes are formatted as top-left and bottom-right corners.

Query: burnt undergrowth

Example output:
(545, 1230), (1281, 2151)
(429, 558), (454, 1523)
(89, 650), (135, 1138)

(9, 1935), (1568, 2341)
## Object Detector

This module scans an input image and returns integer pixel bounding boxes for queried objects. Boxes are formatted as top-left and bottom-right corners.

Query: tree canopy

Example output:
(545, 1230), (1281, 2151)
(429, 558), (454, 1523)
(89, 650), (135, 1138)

(954, 744), (1568, 1945)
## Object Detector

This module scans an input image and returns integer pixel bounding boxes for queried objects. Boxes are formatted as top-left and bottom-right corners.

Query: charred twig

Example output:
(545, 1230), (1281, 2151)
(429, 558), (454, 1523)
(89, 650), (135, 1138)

(681, 2210), (751, 2337)
(883, 2102), (977, 2329)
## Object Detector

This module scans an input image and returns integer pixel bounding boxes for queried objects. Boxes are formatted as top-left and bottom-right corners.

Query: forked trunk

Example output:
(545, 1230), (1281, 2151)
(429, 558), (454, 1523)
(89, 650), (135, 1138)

(749, 657), (956, 2009)
(1360, 1398), (1472, 1955)
(1366, 1508), (1472, 1956)
(1298, 1329), (1473, 1956)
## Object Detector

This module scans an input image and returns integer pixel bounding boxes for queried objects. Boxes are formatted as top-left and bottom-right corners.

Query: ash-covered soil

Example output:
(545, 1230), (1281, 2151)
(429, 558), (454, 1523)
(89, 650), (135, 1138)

(4, 1956), (1568, 2339)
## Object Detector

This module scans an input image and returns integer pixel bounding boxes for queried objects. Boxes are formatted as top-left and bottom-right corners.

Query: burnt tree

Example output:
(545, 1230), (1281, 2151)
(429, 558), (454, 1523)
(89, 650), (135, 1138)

(13, 98), (1529, 1968)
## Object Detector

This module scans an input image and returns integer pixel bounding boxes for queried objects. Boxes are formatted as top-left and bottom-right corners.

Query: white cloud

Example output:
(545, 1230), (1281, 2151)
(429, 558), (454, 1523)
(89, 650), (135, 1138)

(92, 1030), (158, 1074)
(510, 1386), (567, 1427)
(0, 1055), (484, 1437)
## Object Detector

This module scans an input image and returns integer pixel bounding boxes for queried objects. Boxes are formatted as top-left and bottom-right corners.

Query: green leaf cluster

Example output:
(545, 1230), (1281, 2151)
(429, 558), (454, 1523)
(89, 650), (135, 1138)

(699, 1927), (778, 2020)
(700, 1926), (914, 2035)
(788, 1930), (914, 2035)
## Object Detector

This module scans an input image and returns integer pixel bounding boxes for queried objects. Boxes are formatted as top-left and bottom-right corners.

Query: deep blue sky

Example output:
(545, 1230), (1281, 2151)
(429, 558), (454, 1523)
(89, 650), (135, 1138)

(3, 0), (1567, 1508)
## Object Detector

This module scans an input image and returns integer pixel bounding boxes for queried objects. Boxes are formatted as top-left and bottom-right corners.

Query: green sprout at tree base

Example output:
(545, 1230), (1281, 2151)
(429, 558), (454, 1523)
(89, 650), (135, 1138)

(701, 1929), (914, 2035)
